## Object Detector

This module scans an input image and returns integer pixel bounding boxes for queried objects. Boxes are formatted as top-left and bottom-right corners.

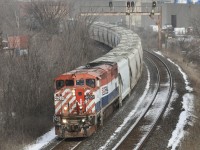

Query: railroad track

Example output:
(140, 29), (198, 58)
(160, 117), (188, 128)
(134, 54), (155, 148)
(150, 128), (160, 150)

(41, 137), (82, 150)
(113, 50), (173, 150)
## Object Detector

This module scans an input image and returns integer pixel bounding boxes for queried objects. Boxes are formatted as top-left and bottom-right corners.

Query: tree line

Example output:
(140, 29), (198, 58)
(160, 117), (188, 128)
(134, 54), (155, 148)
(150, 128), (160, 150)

(0, 0), (102, 149)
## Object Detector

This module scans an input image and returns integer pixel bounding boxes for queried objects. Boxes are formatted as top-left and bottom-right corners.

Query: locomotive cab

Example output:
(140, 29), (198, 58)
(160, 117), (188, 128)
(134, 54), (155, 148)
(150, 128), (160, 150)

(54, 72), (99, 137)
(53, 62), (118, 138)
(54, 74), (98, 114)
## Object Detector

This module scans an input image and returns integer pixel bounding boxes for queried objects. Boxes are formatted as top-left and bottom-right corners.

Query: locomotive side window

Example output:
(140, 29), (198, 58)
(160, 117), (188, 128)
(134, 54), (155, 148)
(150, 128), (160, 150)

(66, 80), (74, 86)
(76, 79), (84, 86)
(56, 80), (64, 90)
(86, 79), (95, 88)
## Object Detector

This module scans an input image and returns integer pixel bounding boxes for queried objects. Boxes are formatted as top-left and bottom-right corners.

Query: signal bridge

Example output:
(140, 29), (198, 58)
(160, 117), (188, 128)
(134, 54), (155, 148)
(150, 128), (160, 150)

(80, 1), (162, 49)
(80, 6), (161, 16)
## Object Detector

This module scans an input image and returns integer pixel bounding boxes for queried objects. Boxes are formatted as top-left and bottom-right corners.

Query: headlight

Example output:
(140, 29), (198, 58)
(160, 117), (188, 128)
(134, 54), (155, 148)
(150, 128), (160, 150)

(64, 106), (67, 111)
(80, 105), (83, 110)
(62, 119), (67, 124)
(82, 119), (85, 123)
(72, 89), (75, 96)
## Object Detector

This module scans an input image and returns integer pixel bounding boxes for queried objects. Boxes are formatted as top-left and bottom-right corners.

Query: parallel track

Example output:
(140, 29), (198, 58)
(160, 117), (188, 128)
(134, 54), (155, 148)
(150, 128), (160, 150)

(113, 50), (173, 150)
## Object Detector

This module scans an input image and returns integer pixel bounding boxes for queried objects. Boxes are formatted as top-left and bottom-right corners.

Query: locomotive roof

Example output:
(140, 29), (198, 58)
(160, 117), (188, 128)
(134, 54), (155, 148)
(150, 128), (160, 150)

(92, 54), (127, 63)
(55, 62), (116, 80)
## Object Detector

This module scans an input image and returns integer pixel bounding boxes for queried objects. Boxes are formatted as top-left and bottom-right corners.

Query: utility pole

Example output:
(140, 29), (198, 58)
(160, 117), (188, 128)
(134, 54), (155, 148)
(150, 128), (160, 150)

(149, 1), (162, 50)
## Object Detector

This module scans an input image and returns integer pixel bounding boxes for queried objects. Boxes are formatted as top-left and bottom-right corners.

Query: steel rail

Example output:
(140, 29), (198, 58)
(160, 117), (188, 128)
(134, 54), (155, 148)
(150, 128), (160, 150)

(112, 54), (160, 150)
(70, 141), (82, 150)
(136, 50), (173, 150)
(49, 138), (65, 150)
(113, 50), (173, 150)
(41, 137), (82, 150)
(72, 55), (160, 150)
(40, 137), (64, 150)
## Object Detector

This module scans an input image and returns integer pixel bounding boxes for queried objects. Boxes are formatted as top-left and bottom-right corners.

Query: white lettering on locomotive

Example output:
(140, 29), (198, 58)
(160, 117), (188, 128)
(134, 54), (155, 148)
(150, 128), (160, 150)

(102, 86), (108, 96)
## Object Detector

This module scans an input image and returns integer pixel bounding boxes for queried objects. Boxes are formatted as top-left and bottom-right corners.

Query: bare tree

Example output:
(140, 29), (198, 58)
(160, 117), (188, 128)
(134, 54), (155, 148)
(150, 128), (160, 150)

(191, 17), (200, 38)
(27, 0), (71, 34)
(177, 13), (200, 62)
(0, 0), (21, 35)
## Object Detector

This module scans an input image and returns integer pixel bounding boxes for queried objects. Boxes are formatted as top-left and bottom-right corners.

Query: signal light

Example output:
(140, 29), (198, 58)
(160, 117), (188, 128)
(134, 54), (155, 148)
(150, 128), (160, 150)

(152, 1), (156, 8)
(127, 1), (130, 8)
(131, 1), (135, 7)
(109, 1), (113, 8)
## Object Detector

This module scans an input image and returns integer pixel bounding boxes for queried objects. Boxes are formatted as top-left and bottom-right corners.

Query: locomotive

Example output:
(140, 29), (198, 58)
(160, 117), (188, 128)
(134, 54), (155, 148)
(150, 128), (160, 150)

(53, 22), (143, 138)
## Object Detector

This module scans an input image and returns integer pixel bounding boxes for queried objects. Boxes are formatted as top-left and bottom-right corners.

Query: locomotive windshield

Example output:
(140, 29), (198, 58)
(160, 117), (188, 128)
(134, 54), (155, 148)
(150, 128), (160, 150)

(56, 80), (64, 90)
(86, 79), (95, 88)
(66, 80), (74, 86)
(75, 79), (95, 88)
(76, 79), (84, 86)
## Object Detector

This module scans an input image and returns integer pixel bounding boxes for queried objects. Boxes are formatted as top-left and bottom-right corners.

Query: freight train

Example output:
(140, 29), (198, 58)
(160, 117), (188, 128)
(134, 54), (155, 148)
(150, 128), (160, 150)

(53, 22), (143, 138)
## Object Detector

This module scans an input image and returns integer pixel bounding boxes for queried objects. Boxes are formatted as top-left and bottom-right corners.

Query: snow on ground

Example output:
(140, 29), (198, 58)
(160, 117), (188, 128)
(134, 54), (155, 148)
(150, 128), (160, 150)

(154, 51), (195, 150)
(24, 127), (56, 150)
(167, 58), (193, 92)
(99, 66), (151, 150)
(154, 51), (164, 57)
(163, 89), (179, 118)
(154, 51), (193, 92)
(167, 93), (194, 150)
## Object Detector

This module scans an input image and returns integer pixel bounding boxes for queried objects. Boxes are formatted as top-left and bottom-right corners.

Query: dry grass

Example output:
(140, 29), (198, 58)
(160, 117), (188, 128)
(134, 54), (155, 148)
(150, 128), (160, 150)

(162, 49), (200, 150)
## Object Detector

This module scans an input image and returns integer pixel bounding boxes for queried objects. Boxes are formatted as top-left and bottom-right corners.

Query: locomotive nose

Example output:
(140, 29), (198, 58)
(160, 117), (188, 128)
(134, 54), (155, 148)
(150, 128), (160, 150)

(75, 88), (85, 113)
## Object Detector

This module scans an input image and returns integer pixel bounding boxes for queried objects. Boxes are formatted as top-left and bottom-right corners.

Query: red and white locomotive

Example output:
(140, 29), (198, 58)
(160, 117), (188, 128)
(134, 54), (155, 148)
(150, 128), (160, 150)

(53, 22), (143, 138)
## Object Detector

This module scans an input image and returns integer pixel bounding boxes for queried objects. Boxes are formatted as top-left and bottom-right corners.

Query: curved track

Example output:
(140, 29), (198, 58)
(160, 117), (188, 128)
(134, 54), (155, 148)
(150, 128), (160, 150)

(40, 18), (174, 149)
(50, 51), (174, 150)
(113, 50), (173, 150)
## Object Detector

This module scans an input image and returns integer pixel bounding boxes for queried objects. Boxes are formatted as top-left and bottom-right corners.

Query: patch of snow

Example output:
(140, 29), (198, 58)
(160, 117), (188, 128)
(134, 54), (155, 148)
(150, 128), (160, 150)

(99, 65), (151, 150)
(154, 51), (164, 57)
(24, 127), (56, 150)
(182, 93), (196, 125)
(167, 93), (194, 150)
(167, 58), (193, 92)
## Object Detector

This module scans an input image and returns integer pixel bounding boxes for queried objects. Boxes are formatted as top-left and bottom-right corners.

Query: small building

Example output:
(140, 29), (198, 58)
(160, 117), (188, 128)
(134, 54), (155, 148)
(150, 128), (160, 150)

(8, 35), (29, 56)
(141, 3), (200, 30)
(162, 3), (200, 28)
(8, 35), (29, 49)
